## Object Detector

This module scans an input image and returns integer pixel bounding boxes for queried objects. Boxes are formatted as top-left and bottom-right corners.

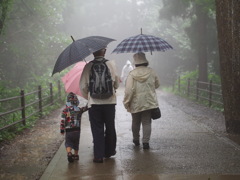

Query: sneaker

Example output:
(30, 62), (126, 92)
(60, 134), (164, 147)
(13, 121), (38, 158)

(133, 140), (140, 146)
(143, 143), (149, 149)
(67, 152), (74, 163)
(93, 158), (103, 163)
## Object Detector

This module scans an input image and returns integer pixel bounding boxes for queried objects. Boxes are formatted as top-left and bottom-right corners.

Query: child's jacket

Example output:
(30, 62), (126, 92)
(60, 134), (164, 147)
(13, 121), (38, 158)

(60, 106), (83, 133)
(60, 92), (87, 133)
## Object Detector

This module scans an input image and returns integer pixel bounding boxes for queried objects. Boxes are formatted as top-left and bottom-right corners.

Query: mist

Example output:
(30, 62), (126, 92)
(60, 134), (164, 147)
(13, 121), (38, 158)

(0, 0), (219, 88)
(58, 0), (175, 76)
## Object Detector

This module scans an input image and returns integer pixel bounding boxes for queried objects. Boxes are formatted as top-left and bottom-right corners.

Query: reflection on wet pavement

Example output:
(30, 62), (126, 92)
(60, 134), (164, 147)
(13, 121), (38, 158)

(40, 88), (240, 180)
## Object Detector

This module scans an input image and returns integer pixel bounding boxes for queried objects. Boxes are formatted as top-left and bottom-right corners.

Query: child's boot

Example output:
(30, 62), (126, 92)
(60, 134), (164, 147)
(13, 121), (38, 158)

(67, 152), (74, 163)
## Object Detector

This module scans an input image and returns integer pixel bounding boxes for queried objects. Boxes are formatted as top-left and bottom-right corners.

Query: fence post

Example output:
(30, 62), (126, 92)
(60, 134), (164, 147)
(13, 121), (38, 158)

(178, 76), (180, 92)
(50, 83), (53, 105)
(209, 80), (212, 107)
(38, 86), (42, 118)
(196, 78), (199, 100)
(58, 80), (61, 101)
(187, 78), (190, 96)
(20, 90), (26, 126)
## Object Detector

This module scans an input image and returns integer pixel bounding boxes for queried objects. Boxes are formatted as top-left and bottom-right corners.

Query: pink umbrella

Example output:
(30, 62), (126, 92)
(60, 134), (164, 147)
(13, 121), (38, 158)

(61, 61), (86, 97)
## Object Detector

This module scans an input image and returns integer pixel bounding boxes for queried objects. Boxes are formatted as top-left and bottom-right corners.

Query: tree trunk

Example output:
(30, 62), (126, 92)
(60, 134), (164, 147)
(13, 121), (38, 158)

(196, 4), (208, 84)
(215, 0), (240, 134)
(0, 0), (11, 35)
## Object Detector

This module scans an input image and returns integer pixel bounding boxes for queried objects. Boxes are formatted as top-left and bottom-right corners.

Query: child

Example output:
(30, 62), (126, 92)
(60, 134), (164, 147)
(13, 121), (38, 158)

(60, 92), (88, 163)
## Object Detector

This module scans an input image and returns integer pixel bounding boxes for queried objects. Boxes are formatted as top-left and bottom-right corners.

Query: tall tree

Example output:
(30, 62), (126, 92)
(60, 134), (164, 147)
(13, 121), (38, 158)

(160, 0), (217, 82)
(0, 0), (66, 87)
(0, 0), (13, 35)
(195, 3), (208, 82)
(215, 0), (240, 134)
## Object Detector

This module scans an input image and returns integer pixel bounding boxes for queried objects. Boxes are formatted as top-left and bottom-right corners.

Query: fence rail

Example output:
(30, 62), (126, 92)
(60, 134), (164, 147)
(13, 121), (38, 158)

(0, 80), (63, 132)
(162, 76), (223, 108)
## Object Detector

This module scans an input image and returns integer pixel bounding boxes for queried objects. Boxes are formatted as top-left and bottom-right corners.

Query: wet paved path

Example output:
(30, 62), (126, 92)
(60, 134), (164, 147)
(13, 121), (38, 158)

(40, 88), (240, 180)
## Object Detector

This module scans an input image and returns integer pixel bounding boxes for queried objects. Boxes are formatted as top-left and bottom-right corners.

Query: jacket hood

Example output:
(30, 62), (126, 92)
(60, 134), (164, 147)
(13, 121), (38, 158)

(126, 60), (131, 65)
(66, 92), (79, 106)
(130, 67), (151, 83)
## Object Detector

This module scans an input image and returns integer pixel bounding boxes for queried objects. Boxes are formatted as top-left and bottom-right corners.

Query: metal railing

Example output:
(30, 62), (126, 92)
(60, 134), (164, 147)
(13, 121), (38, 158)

(0, 80), (63, 131)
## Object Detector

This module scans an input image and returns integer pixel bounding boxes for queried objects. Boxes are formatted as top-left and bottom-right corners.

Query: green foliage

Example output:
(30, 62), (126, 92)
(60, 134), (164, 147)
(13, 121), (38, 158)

(189, 0), (215, 12)
(160, 86), (173, 92)
(0, 0), (68, 88)
(208, 73), (221, 84)
(177, 70), (221, 86)
(166, 70), (224, 112)
(0, 70), (65, 142)
(159, 0), (219, 80)
(180, 70), (198, 80)
(0, 0), (14, 35)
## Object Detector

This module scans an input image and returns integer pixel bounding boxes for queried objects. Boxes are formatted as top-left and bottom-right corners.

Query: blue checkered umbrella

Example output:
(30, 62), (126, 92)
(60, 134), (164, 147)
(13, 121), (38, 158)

(52, 36), (115, 76)
(112, 33), (173, 54)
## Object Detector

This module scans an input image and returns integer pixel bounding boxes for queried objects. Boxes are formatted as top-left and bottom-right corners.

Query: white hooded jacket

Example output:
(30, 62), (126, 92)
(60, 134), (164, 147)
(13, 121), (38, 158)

(123, 66), (160, 113)
(121, 60), (133, 85)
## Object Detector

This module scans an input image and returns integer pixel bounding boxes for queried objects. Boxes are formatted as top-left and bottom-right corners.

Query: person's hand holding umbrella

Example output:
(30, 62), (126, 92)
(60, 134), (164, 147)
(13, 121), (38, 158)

(52, 36), (115, 97)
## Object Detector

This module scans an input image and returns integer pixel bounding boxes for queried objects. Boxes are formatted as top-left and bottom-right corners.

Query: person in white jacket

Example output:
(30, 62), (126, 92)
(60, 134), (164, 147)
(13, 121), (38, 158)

(120, 60), (133, 85)
(123, 52), (160, 149)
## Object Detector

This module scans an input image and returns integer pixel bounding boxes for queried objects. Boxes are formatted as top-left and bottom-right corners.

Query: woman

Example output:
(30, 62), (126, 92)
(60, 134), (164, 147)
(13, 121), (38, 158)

(123, 52), (160, 149)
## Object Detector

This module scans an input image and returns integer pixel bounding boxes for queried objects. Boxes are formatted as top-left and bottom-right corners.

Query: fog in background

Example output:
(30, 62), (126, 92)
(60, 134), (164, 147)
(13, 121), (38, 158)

(58, 0), (176, 76)
(1, 0), (194, 87)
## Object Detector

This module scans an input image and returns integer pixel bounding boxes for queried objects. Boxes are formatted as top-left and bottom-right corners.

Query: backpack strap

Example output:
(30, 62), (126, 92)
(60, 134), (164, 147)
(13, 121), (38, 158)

(103, 58), (108, 63)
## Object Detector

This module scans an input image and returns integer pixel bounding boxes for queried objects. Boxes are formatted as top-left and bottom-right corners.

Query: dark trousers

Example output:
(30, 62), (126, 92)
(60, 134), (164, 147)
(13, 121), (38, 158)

(88, 104), (116, 159)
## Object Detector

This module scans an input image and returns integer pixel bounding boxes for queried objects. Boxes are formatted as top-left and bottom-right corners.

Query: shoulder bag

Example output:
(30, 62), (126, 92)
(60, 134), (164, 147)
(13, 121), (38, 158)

(151, 107), (161, 120)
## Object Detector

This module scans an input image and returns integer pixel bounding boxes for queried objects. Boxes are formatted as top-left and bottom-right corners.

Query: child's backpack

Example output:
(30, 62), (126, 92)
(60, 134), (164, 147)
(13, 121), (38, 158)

(89, 59), (113, 99)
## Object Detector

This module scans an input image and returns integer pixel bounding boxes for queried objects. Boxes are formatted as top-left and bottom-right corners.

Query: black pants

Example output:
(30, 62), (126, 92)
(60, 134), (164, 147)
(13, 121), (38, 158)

(88, 104), (116, 159)
(65, 131), (80, 150)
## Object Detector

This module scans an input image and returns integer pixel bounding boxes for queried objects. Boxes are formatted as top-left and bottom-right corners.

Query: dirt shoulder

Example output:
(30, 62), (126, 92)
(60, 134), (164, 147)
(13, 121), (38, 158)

(0, 107), (64, 180)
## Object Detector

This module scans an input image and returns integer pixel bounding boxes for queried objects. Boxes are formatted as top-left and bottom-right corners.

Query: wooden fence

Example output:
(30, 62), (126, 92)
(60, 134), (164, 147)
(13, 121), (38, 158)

(162, 76), (223, 108)
(0, 80), (64, 132)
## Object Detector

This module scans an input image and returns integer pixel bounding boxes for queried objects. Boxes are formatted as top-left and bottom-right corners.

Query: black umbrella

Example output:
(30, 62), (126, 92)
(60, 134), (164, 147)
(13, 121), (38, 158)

(112, 30), (172, 54)
(52, 36), (115, 76)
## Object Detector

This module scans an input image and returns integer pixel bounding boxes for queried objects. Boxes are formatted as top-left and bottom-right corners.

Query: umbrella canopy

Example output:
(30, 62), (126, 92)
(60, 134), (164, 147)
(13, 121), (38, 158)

(61, 61), (86, 97)
(112, 33), (173, 54)
(52, 36), (115, 76)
